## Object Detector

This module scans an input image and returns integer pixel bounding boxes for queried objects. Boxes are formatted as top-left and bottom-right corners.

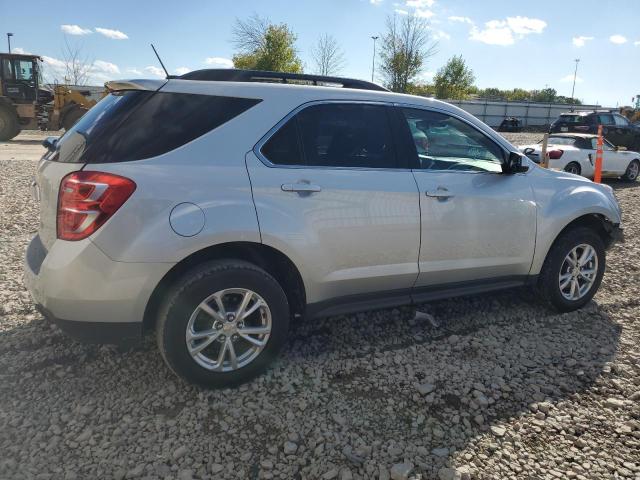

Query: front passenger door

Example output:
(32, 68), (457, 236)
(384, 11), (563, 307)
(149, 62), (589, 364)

(398, 107), (537, 288)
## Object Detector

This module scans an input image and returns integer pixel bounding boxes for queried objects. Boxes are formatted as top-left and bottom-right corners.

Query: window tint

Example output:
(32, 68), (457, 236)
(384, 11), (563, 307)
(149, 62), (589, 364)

(52, 91), (261, 163)
(614, 115), (630, 127)
(261, 118), (303, 165)
(558, 115), (584, 124)
(597, 114), (614, 125)
(401, 108), (504, 173)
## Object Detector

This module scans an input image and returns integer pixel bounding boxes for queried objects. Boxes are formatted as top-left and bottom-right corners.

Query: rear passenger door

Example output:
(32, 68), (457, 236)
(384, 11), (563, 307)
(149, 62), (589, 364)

(246, 101), (421, 311)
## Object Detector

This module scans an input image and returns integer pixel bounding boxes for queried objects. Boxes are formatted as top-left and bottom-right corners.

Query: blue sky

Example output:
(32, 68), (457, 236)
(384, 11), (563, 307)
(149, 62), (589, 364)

(3, 0), (639, 106)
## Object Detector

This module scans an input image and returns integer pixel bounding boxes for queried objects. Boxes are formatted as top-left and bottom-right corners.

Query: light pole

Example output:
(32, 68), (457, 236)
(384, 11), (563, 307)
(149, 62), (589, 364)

(371, 36), (379, 82)
(7, 33), (13, 53)
(570, 58), (580, 111)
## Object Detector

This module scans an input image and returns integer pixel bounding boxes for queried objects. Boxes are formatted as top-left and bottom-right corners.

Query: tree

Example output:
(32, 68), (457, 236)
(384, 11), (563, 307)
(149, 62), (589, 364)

(378, 14), (438, 93)
(232, 15), (303, 73)
(51, 37), (93, 85)
(433, 55), (475, 100)
(311, 34), (346, 76)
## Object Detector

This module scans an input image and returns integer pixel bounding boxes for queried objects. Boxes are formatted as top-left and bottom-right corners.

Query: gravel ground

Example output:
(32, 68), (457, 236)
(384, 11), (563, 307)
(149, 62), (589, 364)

(1, 131), (639, 480)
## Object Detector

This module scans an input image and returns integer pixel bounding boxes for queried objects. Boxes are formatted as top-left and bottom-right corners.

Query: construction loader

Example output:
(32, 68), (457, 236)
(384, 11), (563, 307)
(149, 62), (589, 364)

(0, 52), (105, 140)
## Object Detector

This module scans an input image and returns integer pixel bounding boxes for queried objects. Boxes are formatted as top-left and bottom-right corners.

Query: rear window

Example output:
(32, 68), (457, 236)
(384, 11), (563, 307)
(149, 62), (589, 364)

(51, 91), (261, 163)
(557, 115), (585, 124)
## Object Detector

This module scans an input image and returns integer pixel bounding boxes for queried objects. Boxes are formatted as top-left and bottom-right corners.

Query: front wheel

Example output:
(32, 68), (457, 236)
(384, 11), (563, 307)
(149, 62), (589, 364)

(537, 227), (605, 312)
(622, 159), (639, 182)
(156, 260), (290, 388)
(564, 162), (581, 176)
(0, 106), (20, 141)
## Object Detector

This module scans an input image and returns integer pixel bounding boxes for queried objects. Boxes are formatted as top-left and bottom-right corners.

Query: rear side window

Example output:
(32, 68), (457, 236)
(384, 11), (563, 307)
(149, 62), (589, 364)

(261, 103), (397, 169)
(597, 114), (614, 125)
(53, 91), (261, 163)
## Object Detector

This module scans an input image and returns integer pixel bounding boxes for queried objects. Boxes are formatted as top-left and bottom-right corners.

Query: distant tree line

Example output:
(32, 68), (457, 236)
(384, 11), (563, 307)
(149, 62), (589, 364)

(230, 14), (583, 105)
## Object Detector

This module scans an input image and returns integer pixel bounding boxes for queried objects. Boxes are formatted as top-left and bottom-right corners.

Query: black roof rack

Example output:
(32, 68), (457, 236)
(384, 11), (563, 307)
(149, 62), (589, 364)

(178, 69), (389, 92)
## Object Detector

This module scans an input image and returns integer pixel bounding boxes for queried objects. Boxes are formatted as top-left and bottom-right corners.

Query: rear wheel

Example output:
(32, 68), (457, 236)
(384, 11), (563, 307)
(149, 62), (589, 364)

(0, 105), (19, 141)
(564, 162), (581, 176)
(537, 227), (605, 312)
(156, 260), (290, 388)
(622, 159), (639, 182)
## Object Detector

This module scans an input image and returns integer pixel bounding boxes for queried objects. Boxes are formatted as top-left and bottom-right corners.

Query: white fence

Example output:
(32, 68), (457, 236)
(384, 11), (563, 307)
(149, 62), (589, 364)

(444, 99), (607, 128)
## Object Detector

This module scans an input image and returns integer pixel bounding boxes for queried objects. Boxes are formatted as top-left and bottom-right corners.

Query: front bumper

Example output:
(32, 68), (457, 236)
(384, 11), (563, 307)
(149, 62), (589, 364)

(24, 234), (174, 344)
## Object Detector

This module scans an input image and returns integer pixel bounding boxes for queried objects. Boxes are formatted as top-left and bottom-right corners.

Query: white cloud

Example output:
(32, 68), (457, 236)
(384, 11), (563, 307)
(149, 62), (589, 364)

(560, 74), (583, 83)
(95, 27), (129, 40)
(126, 68), (142, 75)
(469, 16), (545, 46)
(12, 47), (32, 54)
(174, 67), (191, 75)
(506, 16), (546, 35)
(61, 24), (92, 36)
(415, 8), (434, 18)
(572, 36), (594, 47)
(406, 0), (434, 7)
(204, 57), (234, 68)
(470, 23), (514, 46)
(635, 40), (640, 46)
(609, 34), (627, 44)
(370, 0), (383, 4)
(395, 8), (409, 15)
(448, 16), (473, 25)
(92, 60), (120, 75)
(431, 29), (450, 40)
(42, 55), (66, 69)
(144, 66), (165, 77)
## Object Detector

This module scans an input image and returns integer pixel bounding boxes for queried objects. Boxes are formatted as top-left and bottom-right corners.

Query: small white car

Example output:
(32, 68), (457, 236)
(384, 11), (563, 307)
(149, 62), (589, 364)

(519, 133), (640, 181)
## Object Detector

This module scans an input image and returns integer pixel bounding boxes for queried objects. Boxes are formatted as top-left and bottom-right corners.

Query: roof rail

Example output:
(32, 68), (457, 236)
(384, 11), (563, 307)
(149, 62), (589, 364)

(178, 69), (389, 92)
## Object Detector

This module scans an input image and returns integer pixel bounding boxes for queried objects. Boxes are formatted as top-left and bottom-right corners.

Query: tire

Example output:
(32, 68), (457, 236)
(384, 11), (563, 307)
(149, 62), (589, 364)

(61, 106), (86, 131)
(564, 162), (581, 176)
(537, 227), (605, 312)
(0, 105), (20, 141)
(156, 259), (290, 388)
(622, 159), (640, 182)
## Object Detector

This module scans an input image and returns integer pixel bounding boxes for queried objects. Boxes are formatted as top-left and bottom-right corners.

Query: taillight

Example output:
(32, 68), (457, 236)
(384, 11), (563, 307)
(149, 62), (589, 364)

(548, 149), (564, 160)
(57, 171), (136, 241)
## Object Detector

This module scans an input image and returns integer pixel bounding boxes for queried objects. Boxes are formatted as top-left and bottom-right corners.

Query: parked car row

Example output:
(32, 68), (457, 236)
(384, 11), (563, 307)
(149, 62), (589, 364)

(518, 133), (640, 181)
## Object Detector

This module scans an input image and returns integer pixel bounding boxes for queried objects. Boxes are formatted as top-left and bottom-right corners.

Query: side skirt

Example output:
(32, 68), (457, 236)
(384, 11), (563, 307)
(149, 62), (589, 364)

(305, 275), (535, 320)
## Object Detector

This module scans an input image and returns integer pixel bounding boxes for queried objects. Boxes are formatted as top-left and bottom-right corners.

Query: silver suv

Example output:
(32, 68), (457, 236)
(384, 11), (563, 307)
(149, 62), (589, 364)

(24, 69), (623, 387)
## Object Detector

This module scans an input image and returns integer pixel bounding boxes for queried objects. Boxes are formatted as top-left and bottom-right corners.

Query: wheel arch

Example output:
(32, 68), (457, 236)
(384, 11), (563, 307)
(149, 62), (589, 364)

(143, 241), (306, 332)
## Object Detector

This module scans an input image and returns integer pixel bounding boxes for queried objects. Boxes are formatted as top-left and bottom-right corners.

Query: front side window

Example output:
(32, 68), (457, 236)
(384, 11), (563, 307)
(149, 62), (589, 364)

(597, 114), (614, 125)
(16, 60), (34, 81)
(614, 115), (630, 127)
(261, 103), (397, 169)
(401, 108), (504, 173)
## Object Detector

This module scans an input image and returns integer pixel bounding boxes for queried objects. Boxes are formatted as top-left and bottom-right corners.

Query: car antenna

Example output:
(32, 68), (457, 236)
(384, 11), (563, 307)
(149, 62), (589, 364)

(151, 43), (173, 79)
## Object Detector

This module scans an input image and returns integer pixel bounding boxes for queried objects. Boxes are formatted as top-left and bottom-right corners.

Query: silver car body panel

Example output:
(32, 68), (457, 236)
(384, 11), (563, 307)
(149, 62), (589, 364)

(24, 78), (623, 326)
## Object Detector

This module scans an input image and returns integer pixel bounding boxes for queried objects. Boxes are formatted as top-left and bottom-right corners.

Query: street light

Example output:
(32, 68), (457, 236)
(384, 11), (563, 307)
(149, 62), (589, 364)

(371, 36), (379, 82)
(7, 33), (13, 53)
(570, 58), (580, 111)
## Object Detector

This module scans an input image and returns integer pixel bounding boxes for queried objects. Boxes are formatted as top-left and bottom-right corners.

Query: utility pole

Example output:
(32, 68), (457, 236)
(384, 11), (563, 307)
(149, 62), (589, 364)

(371, 36), (379, 82)
(7, 33), (13, 53)
(570, 58), (580, 111)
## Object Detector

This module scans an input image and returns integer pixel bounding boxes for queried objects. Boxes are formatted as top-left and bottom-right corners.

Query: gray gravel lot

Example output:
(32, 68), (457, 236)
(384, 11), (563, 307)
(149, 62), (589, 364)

(1, 131), (639, 480)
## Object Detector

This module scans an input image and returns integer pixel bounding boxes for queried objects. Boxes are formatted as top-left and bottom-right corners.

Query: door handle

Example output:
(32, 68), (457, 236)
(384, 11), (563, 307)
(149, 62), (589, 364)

(281, 183), (322, 193)
(425, 188), (453, 199)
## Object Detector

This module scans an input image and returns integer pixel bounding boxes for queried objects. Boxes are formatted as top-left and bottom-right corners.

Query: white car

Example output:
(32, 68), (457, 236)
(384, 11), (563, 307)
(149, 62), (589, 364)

(519, 133), (640, 181)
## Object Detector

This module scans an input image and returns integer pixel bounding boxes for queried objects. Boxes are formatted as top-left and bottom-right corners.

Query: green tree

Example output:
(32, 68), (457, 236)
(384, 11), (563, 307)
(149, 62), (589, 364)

(379, 14), (438, 93)
(433, 55), (475, 100)
(232, 15), (303, 73)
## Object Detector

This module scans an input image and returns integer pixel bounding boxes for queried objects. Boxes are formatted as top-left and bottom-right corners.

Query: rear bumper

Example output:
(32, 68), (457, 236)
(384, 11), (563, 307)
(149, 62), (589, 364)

(24, 234), (174, 343)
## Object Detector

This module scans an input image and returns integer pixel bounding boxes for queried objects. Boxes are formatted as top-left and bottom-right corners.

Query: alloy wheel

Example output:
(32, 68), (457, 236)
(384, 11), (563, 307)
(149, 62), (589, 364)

(558, 244), (598, 301)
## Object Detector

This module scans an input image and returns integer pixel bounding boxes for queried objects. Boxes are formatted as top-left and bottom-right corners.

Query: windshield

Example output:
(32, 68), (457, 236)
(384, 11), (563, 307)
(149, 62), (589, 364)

(546, 137), (577, 146)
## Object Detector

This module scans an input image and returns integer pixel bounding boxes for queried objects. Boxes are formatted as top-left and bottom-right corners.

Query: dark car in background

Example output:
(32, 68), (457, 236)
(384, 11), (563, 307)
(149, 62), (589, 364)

(550, 111), (640, 151)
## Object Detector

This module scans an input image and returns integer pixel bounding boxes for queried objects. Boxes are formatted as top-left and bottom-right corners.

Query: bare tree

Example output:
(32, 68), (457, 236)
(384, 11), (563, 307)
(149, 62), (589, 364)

(61, 37), (92, 85)
(379, 14), (438, 93)
(232, 14), (270, 54)
(311, 34), (346, 76)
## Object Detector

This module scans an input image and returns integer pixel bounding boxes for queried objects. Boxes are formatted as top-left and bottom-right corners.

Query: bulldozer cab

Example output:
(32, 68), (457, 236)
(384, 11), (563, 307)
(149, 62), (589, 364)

(0, 53), (41, 104)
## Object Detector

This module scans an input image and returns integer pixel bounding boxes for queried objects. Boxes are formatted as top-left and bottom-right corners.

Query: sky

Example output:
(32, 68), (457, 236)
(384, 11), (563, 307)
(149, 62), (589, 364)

(2, 0), (639, 106)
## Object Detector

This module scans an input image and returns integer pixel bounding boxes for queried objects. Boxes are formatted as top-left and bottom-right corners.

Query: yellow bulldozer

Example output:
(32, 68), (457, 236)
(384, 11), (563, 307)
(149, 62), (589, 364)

(0, 52), (105, 140)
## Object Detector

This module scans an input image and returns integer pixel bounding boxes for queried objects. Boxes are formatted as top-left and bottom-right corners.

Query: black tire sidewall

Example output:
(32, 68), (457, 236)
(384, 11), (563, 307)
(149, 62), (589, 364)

(539, 228), (606, 312)
(0, 107), (19, 141)
(623, 160), (639, 181)
(158, 262), (289, 388)
(564, 162), (581, 175)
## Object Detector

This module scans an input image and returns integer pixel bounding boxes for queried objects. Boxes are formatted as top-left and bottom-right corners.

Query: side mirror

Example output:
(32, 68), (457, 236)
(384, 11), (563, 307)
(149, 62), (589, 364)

(504, 152), (529, 174)
(42, 136), (59, 151)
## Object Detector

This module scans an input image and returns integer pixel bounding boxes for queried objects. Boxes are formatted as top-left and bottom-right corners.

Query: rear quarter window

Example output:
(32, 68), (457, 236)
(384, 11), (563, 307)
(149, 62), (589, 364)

(53, 91), (261, 163)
